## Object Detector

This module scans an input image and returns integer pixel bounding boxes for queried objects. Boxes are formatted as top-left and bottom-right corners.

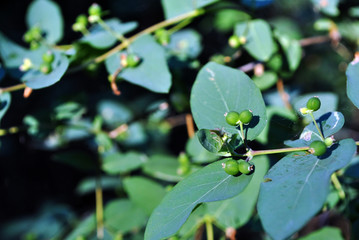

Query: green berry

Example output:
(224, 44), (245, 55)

(309, 140), (327, 156)
(23, 31), (33, 43)
(238, 160), (252, 174)
(306, 97), (321, 111)
(225, 111), (240, 126)
(324, 137), (334, 147)
(178, 152), (189, 165)
(228, 35), (241, 48)
(42, 51), (55, 63)
(223, 160), (239, 175)
(30, 41), (40, 50)
(76, 14), (88, 25)
(40, 62), (52, 74)
(155, 29), (170, 45)
(239, 110), (253, 124)
(89, 3), (102, 16)
(126, 54), (140, 68)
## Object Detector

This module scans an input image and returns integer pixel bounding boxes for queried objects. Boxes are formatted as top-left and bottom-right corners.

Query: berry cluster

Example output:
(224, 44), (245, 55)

(222, 159), (254, 176)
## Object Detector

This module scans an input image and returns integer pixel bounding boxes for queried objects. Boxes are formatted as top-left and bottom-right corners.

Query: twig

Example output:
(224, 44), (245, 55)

(185, 114), (195, 138)
(276, 78), (292, 110)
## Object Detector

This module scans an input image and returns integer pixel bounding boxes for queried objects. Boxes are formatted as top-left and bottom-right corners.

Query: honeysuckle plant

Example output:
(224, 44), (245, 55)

(0, 1), (359, 240)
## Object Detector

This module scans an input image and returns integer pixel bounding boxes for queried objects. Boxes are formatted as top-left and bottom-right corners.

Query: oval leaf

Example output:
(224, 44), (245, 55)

(206, 156), (269, 229)
(257, 139), (356, 240)
(144, 159), (253, 240)
(161, 0), (218, 19)
(102, 152), (147, 175)
(0, 92), (11, 123)
(123, 176), (166, 215)
(26, 0), (64, 44)
(143, 154), (183, 182)
(346, 59), (359, 109)
(197, 129), (223, 153)
(235, 19), (275, 61)
(81, 18), (137, 49)
(22, 51), (69, 89)
(190, 62), (267, 140)
(285, 111), (344, 147)
(105, 35), (171, 93)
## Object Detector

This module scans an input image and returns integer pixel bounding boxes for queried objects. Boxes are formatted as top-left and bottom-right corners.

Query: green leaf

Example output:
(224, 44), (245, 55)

(285, 111), (344, 148)
(190, 62), (267, 141)
(346, 60), (359, 109)
(214, 9), (250, 32)
(142, 154), (183, 182)
(144, 159), (253, 240)
(161, 0), (218, 19)
(257, 139), (356, 240)
(81, 18), (137, 49)
(206, 156), (269, 229)
(274, 31), (302, 71)
(167, 29), (202, 59)
(349, 7), (359, 17)
(0, 32), (27, 71)
(104, 199), (147, 234)
(0, 92), (11, 124)
(65, 214), (96, 240)
(105, 35), (171, 93)
(197, 129), (223, 153)
(102, 152), (147, 175)
(253, 71), (278, 90)
(186, 134), (219, 163)
(22, 51), (69, 89)
(26, 0), (64, 44)
(235, 19), (275, 61)
(76, 177), (122, 195)
(311, 0), (339, 17)
(298, 227), (344, 240)
(123, 177), (166, 215)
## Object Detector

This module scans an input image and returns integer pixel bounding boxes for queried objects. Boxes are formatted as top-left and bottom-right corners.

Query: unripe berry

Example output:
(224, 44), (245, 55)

(239, 110), (253, 124)
(306, 97), (321, 111)
(225, 111), (240, 126)
(155, 29), (170, 46)
(223, 160), (239, 175)
(228, 35), (241, 48)
(238, 160), (253, 174)
(126, 54), (140, 67)
(42, 51), (55, 63)
(309, 140), (327, 156)
(89, 3), (102, 17)
(76, 14), (88, 25)
(324, 136), (334, 147)
(39, 62), (52, 74)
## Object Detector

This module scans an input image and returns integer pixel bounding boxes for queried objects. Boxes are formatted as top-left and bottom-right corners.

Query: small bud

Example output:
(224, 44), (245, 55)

(19, 58), (33, 72)
(300, 107), (309, 115)
(228, 35), (241, 48)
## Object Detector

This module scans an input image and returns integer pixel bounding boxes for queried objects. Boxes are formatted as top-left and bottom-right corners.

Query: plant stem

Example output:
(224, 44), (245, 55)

(239, 122), (245, 142)
(205, 219), (214, 240)
(331, 173), (345, 199)
(308, 112), (325, 141)
(94, 9), (204, 63)
(97, 18), (127, 42)
(0, 83), (27, 94)
(95, 174), (104, 240)
(248, 146), (310, 157)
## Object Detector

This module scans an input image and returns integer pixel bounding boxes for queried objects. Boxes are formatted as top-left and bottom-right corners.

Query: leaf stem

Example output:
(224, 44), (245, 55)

(308, 111), (325, 141)
(94, 9), (205, 63)
(0, 83), (27, 94)
(95, 174), (104, 240)
(205, 218), (214, 240)
(239, 122), (245, 142)
(331, 173), (345, 199)
(247, 146), (310, 157)
(97, 18), (127, 42)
